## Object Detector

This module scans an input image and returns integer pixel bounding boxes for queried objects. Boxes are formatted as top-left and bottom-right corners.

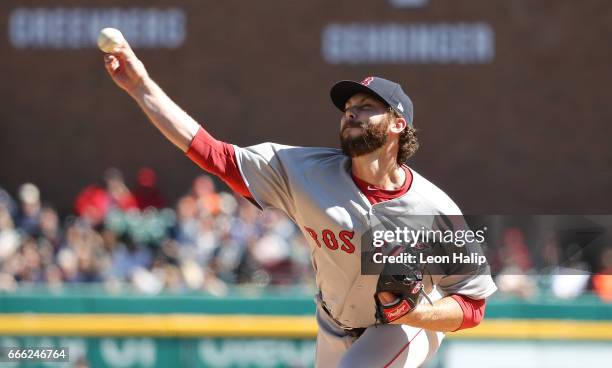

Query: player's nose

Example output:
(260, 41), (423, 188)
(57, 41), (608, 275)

(344, 107), (357, 120)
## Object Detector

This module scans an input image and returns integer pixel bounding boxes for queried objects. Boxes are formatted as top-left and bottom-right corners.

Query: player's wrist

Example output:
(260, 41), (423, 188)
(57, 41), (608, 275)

(388, 303), (422, 325)
(127, 76), (154, 99)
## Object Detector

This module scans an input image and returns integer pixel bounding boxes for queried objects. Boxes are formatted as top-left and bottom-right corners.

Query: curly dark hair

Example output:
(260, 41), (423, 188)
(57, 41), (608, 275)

(388, 107), (419, 163)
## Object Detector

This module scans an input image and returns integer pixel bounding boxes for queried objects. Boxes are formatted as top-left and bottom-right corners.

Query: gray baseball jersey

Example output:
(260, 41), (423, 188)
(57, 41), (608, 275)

(234, 143), (497, 328)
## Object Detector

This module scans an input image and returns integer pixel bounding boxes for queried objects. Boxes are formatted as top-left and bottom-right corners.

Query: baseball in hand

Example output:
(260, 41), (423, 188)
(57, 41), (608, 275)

(97, 28), (125, 53)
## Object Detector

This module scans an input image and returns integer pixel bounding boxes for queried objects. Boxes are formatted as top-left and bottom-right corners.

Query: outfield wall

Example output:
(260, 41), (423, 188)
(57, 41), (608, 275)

(1, 288), (612, 367)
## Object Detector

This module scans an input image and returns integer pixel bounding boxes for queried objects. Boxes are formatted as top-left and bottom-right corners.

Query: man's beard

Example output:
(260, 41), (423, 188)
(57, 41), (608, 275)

(339, 117), (390, 157)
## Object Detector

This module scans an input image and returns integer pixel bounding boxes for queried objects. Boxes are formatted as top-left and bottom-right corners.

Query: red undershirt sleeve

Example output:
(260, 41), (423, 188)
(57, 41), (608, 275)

(450, 294), (487, 331)
(185, 126), (252, 199)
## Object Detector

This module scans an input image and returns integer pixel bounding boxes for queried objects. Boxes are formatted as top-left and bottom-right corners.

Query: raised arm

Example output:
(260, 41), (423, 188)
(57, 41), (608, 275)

(103, 42), (199, 152)
(102, 40), (251, 199)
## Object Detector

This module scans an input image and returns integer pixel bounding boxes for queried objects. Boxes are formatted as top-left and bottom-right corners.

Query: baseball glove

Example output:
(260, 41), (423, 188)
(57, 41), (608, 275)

(374, 246), (432, 324)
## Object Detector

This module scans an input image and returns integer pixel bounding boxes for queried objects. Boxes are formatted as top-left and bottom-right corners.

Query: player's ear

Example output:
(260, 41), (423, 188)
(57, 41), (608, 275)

(389, 116), (407, 134)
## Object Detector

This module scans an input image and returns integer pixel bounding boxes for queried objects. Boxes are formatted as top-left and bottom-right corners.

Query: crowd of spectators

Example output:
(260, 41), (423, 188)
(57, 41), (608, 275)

(0, 168), (314, 295)
(1, 170), (611, 302)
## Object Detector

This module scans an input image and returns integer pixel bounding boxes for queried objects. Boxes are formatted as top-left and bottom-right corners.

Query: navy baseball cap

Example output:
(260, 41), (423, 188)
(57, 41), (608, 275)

(330, 76), (414, 126)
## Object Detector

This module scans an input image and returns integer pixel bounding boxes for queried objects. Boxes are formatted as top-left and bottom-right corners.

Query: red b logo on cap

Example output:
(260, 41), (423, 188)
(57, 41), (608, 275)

(361, 77), (374, 86)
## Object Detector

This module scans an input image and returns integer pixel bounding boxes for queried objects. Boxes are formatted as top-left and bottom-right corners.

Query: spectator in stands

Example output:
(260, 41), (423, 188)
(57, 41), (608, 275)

(0, 204), (20, 261)
(104, 168), (138, 211)
(16, 183), (42, 236)
(192, 175), (221, 216)
(495, 228), (537, 298)
(15, 237), (43, 282)
(194, 215), (219, 265)
(173, 195), (199, 247)
(209, 210), (244, 284)
(133, 167), (166, 210)
(58, 222), (102, 282)
(74, 235), (104, 283)
(38, 207), (63, 251)
(74, 184), (109, 226)
(110, 235), (152, 281)
(0, 186), (17, 219)
(232, 197), (263, 246)
(593, 246), (612, 302)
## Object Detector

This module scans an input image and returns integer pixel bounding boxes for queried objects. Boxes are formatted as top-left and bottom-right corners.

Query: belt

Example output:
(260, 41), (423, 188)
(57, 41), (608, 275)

(320, 299), (366, 338)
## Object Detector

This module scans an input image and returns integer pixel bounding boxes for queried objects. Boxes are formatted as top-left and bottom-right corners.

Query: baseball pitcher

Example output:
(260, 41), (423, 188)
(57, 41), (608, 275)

(103, 39), (496, 367)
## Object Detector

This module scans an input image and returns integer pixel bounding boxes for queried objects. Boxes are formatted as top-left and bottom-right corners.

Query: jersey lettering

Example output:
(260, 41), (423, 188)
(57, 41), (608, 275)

(304, 227), (355, 254)
(322, 229), (339, 250)
(338, 230), (356, 254)
(304, 226), (322, 248)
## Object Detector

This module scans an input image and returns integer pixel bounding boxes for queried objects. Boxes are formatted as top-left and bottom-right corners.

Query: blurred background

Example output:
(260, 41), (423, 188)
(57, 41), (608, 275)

(1, 0), (612, 367)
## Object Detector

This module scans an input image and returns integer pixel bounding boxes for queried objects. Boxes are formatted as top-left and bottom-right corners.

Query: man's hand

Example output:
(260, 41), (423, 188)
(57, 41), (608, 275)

(377, 291), (399, 304)
(103, 43), (149, 95)
(375, 274), (424, 323)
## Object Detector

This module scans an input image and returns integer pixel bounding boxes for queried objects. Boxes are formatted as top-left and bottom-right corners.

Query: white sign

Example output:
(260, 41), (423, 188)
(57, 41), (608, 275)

(9, 7), (186, 49)
(322, 22), (494, 64)
(389, 0), (430, 8)
(198, 339), (315, 367)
